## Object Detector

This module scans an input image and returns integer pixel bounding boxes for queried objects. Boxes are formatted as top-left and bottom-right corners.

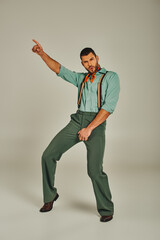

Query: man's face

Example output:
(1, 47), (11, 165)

(81, 52), (99, 74)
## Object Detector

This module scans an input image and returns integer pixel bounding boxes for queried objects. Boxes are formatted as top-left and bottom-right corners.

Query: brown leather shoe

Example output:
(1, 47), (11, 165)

(39, 193), (59, 212)
(100, 215), (113, 222)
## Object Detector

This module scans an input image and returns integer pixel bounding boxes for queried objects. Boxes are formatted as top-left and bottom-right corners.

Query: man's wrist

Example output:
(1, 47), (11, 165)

(87, 124), (95, 131)
(40, 51), (46, 58)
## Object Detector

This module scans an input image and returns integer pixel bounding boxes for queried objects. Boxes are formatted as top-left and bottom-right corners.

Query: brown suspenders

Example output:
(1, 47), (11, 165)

(77, 80), (85, 108)
(77, 71), (108, 110)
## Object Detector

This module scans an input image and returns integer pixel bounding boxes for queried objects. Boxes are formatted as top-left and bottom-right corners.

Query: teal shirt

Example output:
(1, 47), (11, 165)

(57, 65), (120, 114)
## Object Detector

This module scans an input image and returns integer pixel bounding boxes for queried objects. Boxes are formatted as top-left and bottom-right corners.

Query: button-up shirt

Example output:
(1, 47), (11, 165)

(57, 64), (120, 114)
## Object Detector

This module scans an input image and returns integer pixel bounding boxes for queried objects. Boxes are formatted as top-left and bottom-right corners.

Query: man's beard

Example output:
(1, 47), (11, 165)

(88, 62), (99, 74)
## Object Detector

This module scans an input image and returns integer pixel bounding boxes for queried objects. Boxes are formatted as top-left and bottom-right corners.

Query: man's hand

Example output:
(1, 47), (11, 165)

(32, 39), (44, 56)
(31, 39), (61, 74)
(77, 109), (110, 142)
(78, 128), (92, 141)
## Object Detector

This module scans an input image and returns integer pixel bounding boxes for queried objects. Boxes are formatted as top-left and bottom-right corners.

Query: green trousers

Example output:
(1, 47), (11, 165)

(41, 110), (114, 216)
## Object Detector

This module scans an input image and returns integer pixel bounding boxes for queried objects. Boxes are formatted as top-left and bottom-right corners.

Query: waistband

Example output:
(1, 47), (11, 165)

(76, 110), (98, 116)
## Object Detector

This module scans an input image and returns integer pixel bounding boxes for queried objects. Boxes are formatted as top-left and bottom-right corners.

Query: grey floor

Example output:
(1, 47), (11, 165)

(1, 149), (160, 240)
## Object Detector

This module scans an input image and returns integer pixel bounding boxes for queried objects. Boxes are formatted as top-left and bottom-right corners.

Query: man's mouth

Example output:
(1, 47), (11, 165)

(89, 67), (94, 71)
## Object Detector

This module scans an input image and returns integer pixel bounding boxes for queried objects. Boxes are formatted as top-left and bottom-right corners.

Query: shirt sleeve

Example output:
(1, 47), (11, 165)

(57, 64), (80, 87)
(101, 72), (120, 114)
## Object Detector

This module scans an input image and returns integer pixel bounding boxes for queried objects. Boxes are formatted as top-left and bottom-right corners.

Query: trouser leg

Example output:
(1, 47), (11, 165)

(41, 118), (80, 203)
(84, 123), (114, 216)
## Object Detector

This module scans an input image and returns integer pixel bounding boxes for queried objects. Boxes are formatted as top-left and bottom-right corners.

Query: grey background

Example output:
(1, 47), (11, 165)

(0, 0), (160, 239)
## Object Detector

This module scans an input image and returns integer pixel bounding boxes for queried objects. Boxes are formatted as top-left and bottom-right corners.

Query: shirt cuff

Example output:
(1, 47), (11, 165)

(101, 106), (114, 114)
(57, 64), (64, 77)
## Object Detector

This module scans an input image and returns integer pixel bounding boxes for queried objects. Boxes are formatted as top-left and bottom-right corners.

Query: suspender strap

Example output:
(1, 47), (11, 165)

(97, 72), (108, 109)
(77, 71), (108, 109)
(77, 77), (86, 108)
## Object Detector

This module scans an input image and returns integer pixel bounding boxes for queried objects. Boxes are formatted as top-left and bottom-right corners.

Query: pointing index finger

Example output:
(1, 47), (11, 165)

(32, 39), (43, 49)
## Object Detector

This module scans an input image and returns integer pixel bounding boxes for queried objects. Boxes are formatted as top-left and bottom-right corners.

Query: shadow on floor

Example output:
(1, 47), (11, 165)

(68, 200), (98, 215)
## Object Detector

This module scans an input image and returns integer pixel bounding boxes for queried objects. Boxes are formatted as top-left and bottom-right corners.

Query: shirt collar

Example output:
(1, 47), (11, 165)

(98, 67), (107, 74)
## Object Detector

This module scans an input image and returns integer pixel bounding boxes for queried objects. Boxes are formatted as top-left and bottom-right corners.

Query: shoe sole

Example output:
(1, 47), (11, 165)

(100, 216), (113, 222)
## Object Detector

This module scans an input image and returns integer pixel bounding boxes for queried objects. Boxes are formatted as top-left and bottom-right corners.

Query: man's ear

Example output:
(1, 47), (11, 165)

(96, 55), (99, 62)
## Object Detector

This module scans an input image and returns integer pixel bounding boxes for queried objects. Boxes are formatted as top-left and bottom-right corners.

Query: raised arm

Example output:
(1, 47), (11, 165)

(32, 39), (61, 74)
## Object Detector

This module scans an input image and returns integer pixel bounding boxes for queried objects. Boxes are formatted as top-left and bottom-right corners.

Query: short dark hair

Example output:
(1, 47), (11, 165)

(80, 47), (96, 59)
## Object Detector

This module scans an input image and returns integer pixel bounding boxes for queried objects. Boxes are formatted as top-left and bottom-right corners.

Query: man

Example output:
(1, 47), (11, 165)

(32, 39), (120, 222)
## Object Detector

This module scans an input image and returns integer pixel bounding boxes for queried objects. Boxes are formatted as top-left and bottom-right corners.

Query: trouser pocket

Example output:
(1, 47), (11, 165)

(70, 113), (81, 126)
